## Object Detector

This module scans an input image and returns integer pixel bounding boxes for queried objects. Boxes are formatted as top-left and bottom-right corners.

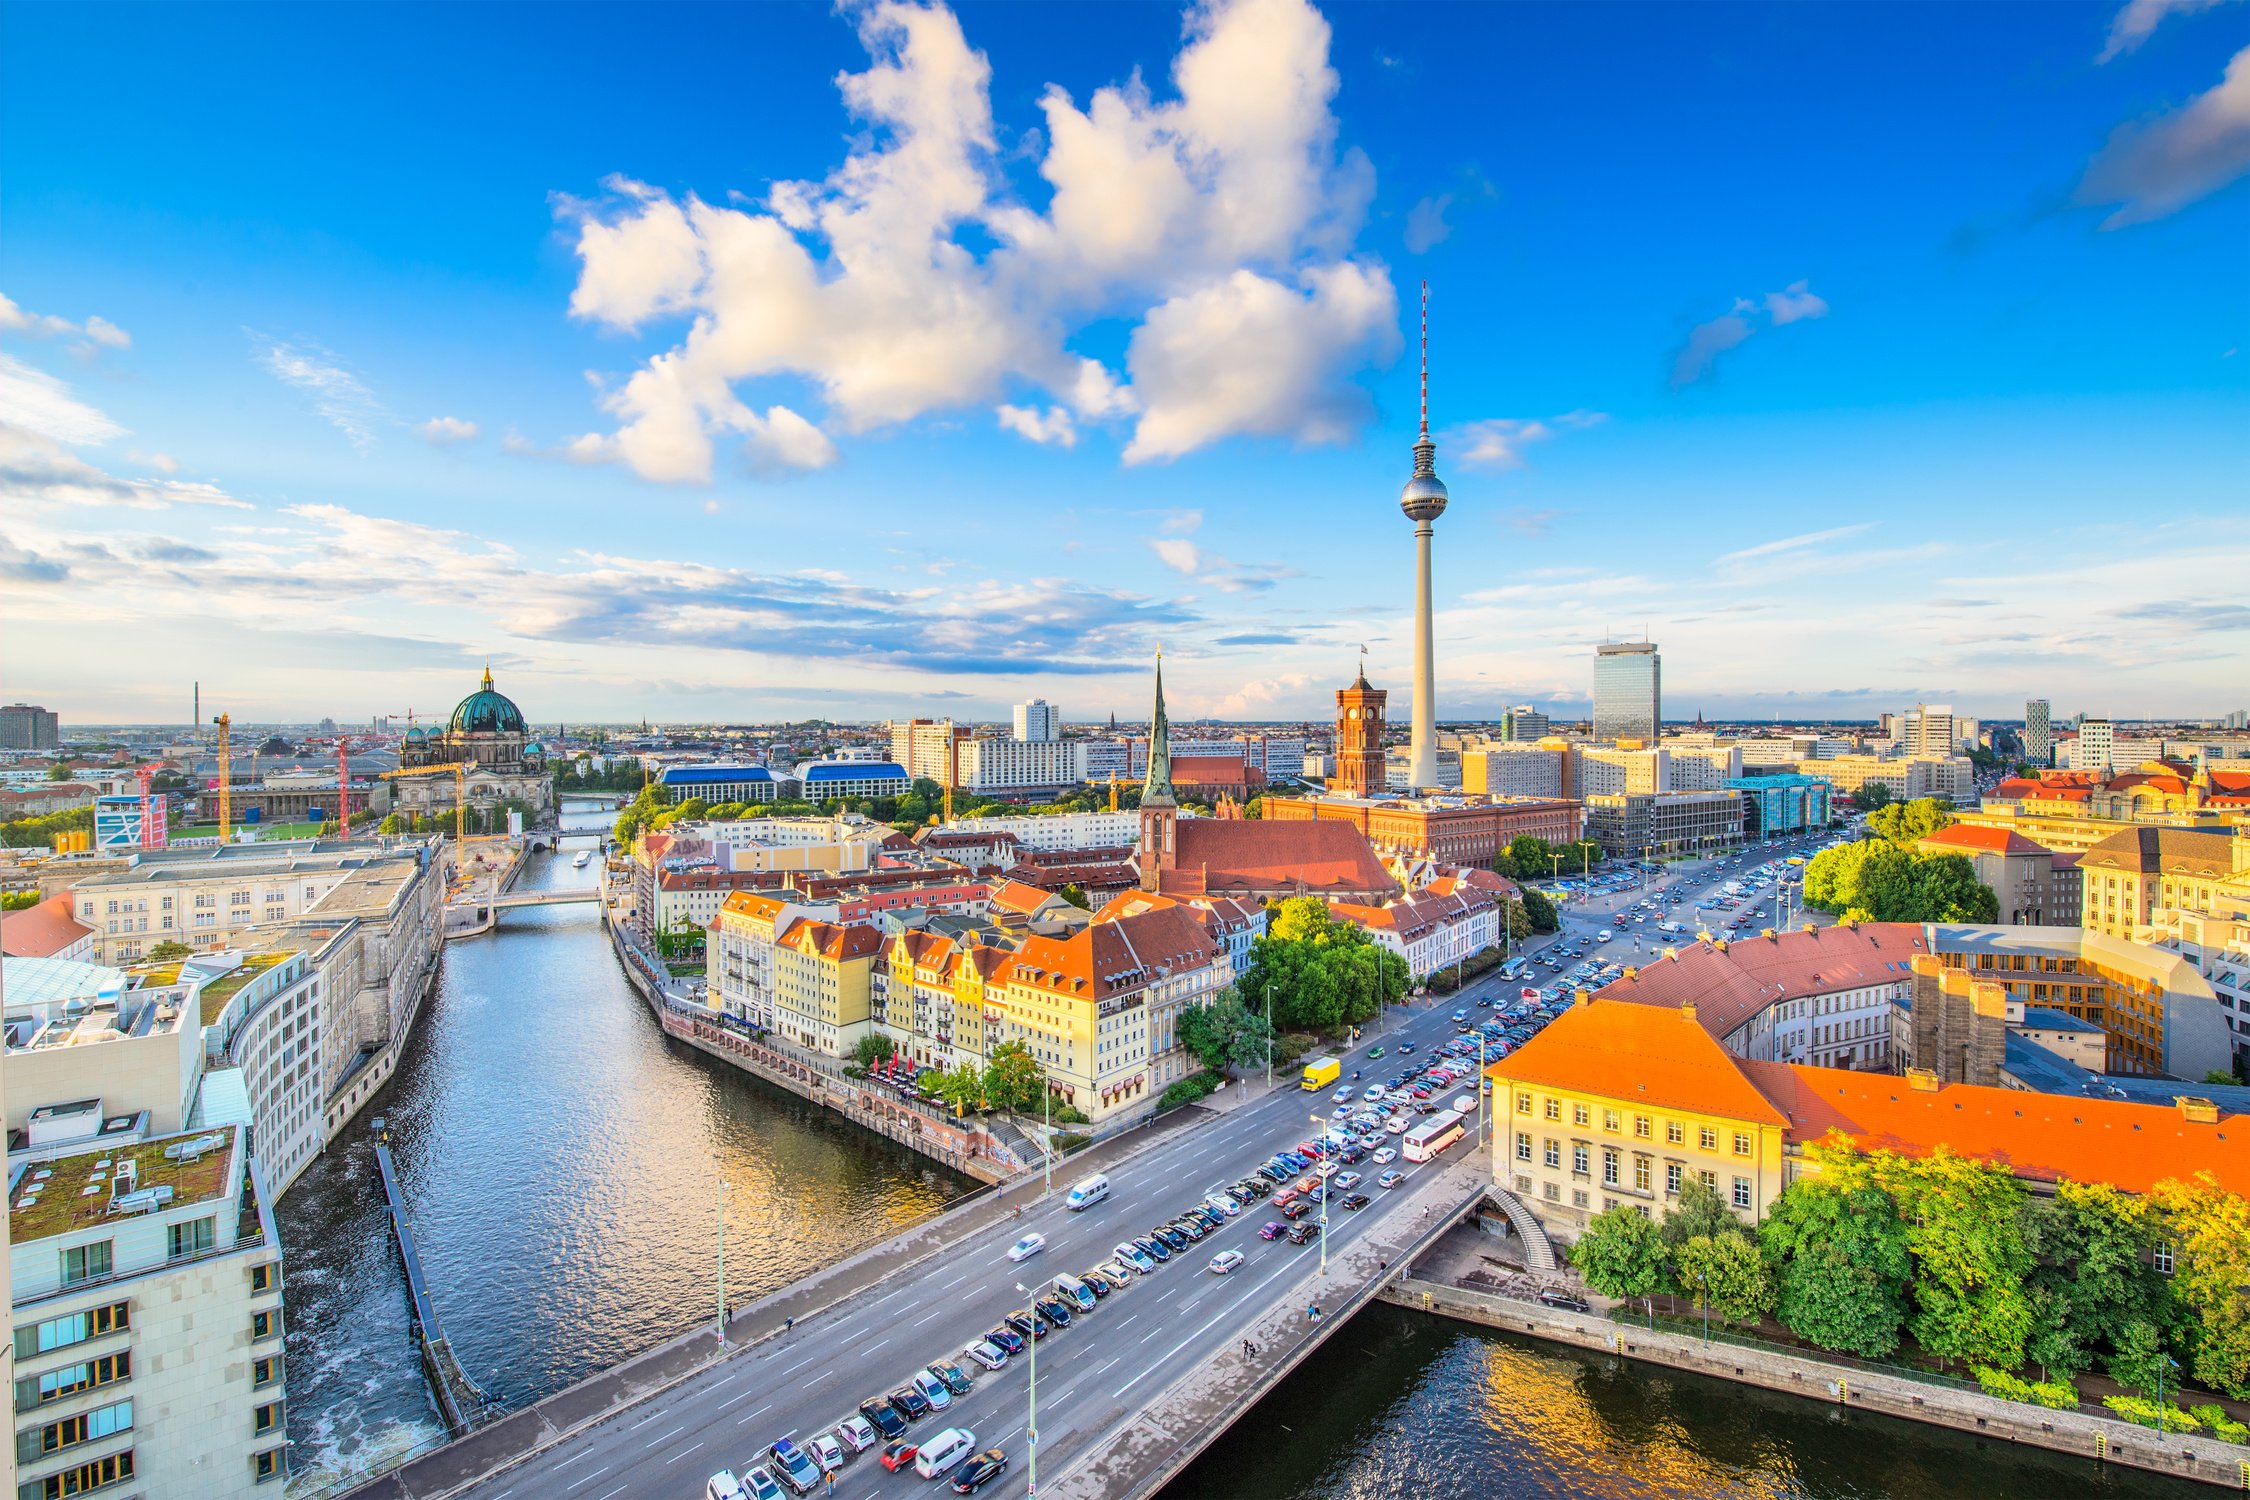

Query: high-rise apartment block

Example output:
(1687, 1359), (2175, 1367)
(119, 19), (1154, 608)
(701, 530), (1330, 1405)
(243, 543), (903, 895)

(2024, 699), (2052, 767)
(1593, 642), (1661, 742)
(1012, 699), (1059, 742)
(1898, 704), (1960, 758)
(1501, 705), (1550, 742)
(0, 704), (60, 751)
(2073, 718), (2115, 774)
(887, 719), (969, 784)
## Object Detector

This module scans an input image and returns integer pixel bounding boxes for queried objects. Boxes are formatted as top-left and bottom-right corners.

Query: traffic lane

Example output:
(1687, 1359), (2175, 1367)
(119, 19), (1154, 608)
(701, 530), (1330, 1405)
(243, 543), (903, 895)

(600, 1147), (1460, 1499)
(483, 1007), (1480, 1496)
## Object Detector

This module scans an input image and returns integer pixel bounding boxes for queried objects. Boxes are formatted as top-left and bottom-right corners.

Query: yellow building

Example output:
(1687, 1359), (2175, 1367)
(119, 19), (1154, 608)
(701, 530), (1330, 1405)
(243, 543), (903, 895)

(769, 918), (881, 1056)
(876, 928), (1011, 1074)
(1489, 997), (1791, 1243)
(2076, 826), (2250, 941)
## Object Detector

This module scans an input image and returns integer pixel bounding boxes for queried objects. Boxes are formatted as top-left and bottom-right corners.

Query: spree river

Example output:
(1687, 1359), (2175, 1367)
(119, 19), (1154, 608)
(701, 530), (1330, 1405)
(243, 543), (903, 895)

(278, 802), (973, 1493)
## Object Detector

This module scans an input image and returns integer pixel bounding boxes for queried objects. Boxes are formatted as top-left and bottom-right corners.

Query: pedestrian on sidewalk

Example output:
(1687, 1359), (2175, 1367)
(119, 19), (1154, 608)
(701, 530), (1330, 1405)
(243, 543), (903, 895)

(784, 1316), (794, 1333)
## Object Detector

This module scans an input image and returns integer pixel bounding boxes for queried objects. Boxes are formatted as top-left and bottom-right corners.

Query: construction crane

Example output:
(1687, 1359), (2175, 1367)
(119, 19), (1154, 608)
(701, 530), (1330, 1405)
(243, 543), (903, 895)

(211, 713), (232, 843)
(379, 761), (473, 843)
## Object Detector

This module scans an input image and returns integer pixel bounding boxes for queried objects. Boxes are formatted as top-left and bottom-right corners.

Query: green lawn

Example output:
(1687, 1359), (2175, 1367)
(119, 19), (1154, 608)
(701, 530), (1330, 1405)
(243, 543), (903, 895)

(173, 820), (330, 841)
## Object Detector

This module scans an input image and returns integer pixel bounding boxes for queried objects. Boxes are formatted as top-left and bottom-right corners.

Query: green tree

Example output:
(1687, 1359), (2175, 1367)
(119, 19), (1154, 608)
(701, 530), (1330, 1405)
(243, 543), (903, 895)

(1802, 842), (1865, 911)
(929, 1062), (986, 1116)
(1176, 991), (1275, 1078)
(982, 1041), (1046, 1115)
(1518, 886), (1559, 934)
(2021, 1179), (2167, 1381)
(1913, 853), (2000, 922)
(853, 1032), (898, 1070)
(2205, 1071), (2240, 1087)
(1241, 897), (1407, 1032)
(145, 939), (192, 962)
(1057, 882), (1091, 911)
(45, 763), (71, 782)
(2147, 1172), (2250, 1400)
(0, 891), (39, 912)
(1874, 1148), (2036, 1371)
(1854, 782), (1895, 811)
(1676, 1232), (1775, 1328)
(1571, 1205), (1667, 1319)
(1661, 1176), (1744, 1251)
(1506, 835), (1556, 880)
(1867, 797), (1955, 847)
(1758, 1169), (1913, 1358)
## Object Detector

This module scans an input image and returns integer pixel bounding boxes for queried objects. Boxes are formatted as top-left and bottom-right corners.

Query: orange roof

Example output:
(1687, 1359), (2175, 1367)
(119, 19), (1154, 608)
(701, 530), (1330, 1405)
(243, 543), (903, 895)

(988, 878), (1062, 916)
(1743, 1061), (2249, 1195)
(1164, 819), (1396, 899)
(776, 917), (884, 962)
(1918, 824), (2053, 856)
(0, 895), (92, 958)
(1008, 903), (1220, 1002)
(1486, 999), (1792, 1128)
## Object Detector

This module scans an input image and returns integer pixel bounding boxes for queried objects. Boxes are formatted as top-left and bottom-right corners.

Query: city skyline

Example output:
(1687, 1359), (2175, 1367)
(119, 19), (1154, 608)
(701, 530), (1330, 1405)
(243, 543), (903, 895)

(4, 0), (2247, 724)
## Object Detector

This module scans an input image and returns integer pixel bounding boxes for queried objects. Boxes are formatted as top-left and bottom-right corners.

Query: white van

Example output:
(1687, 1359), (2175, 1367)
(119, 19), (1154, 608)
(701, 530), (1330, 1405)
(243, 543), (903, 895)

(914, 1427), (977, 1479)
(1065, 1173), (1110, 1211)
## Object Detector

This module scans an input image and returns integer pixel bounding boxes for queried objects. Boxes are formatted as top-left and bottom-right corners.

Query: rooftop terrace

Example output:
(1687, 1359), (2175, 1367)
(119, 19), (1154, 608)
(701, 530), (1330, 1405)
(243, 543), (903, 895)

(7, 1125), (238, 1243)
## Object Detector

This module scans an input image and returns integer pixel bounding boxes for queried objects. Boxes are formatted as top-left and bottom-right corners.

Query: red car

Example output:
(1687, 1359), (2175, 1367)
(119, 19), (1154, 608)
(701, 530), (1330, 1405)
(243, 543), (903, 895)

(880, 1442), (920, 1473)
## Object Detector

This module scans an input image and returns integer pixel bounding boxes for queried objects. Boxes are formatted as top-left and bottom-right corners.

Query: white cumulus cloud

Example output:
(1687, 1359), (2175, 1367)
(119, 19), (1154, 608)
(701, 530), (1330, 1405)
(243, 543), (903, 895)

(0, 356), (126, 446)
(420, 416), (480, 445)
(557, 0), (1390, 481)
(2098, 0), (2238, 61)
(0, 293), (131, 352)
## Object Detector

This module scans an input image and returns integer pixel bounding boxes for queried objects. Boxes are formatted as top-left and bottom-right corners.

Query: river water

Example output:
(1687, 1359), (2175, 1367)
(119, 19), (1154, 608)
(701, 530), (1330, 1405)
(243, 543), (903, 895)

(1168, 1301), (2204, 1500)
(278, 801), (973, 1493)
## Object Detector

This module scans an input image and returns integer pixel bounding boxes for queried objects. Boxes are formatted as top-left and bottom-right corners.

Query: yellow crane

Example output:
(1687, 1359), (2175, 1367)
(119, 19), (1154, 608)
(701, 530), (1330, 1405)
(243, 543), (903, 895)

(211, 713), (232, 842)
(379, 761), (473, 843)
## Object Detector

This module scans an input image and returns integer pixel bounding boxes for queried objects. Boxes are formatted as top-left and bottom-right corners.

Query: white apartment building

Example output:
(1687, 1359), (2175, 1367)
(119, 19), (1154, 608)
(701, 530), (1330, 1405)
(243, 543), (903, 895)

(941, 811), (1139, 852)
(954, 737), (1085, 793)
(886, 720), (969, 783)
(1013, 699), (1059, 742)
(1080, 740), (1129, 784)
(1576, 746), (1670, 797)
(1461, 745), (1565, 799)
(1231, 735), (1309, 778)
(706, 893), (842, 1030)
(1333, 888), (1501, 981)
(2072, 718), (2115, 773)
(1666, 744), (1744, 791)
(8, 1124), (286, 1499)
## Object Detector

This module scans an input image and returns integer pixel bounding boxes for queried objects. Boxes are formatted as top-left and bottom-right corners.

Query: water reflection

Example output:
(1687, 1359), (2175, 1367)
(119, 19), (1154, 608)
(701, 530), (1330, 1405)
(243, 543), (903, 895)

(1168, 1302), (2205, 1500)
(281, 805), (971, 1492)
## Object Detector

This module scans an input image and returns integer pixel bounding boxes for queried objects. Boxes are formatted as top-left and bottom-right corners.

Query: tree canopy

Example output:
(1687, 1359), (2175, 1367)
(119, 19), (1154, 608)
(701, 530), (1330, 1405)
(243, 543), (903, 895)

(1240, 897), (1410, 1031)
(1176, 989), (1277, 1078)
(1802, 841), (1996, 923)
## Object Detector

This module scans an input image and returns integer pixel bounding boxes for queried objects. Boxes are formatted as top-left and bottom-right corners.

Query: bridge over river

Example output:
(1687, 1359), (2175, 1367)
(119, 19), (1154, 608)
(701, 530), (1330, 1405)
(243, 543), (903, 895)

(341, 994), (1513, 1500)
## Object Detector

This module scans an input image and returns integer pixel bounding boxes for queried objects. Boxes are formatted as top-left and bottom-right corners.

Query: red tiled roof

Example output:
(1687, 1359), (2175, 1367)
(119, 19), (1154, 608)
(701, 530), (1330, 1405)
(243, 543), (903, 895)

(1487, 999), (1793, 1128)
(988, 878), (1062, 916)
(1164, 819), (1396, 899)
(1596, 924), (1927, 1041)
(0, 896), (93, 958)
(1741, 1061), (2248, 1195)
(1918, 825), (2053, 856)
(777, 917), (884, 961)
(1008, 903), (1220, 1001)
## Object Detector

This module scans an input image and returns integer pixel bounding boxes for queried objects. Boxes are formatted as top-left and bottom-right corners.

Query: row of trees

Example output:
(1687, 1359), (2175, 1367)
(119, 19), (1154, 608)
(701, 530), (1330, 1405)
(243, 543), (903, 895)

(1238, 897), (1412, 1032)
(0, 805), (94, 849)
(374, 798), (539, 839)
(1571, 1142), (2250, 1403)
(1493, 834), (1606, 883)
(853, 1034), (1061, 1120)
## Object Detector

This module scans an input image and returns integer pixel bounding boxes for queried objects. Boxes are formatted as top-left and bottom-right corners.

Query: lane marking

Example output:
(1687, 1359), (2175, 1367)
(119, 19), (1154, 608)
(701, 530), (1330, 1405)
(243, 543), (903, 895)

(553, 1448), (597, 1469)
(626, 1408), (662, 1431)
(562, 1467), (611, 1494)
(662, 1441), (704, 1466)
(643, 1423), (687, 1450)
(910, 1307), (948, 1329)
(727, 1393), (771, 1414)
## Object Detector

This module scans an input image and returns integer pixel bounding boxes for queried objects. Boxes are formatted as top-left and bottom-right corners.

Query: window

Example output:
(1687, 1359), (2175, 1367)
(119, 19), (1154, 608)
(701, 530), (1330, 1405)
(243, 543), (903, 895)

(1634, 1157), (1651, 1192)
(1543, 1097), (1561, 1121)
(1601, 1148), (1619, 1186)
(1601, 1109), (1621, 1133)
(252, 1354), (280, 1389)
(1515, 1092), (1532, 1116)
(1514, 1132), (1532, 1162)
(58, 1243), (112, 1289)
(29, 1450), (132, 1498)
(1732, 1132), (1753, 1157)
(251, 1309), (281, 1342)
(15, 1304), (127, 1360)
(1571, 1144), (1589, 1176)
(1571, 1189), (1589, 1208)
(1698, 1169), (1717, 1189)
(18, 1352), (129, 1411)
(1543, 1138), (1560, 1169)
(167, 1217), (216, 1261)
(1542, 1181), (1560, 1202)
(1572, 1103), (1590, 1127)
(253, 1401), (282, 1437)
(1666, 1162), (1683, 1195)
(1698, 1125), (1717, 1152)
(1666, 1120), (1684, 1145)
(19, 1399), (132, 1463)
(253, 1447), (286, 1484)
(2153, 1242), (2175, 1275)
(1732, 1175), (1753, 1210)
(1633, 1115), (1651, 1139)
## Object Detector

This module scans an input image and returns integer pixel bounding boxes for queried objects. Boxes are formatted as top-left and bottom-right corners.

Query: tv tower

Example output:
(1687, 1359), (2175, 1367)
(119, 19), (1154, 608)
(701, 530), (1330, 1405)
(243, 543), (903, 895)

(1400, 281), (1449, 792)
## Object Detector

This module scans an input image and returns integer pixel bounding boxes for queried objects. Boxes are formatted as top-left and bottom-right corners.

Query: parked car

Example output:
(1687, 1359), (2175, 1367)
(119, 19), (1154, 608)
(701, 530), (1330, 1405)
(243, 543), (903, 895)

(1538, 1289), (1593, 1313)
(929, 1359), (974, 1397)
(769, 1441), (821, 1496)
(1340, 1192), (1372, 1211)
(1003, 1309), (1047, 1341)
(743, 1467), (785, 1500)
(964, 1340), (1007, 1372)
(1372, 1147), (1397, 1165)
(1077, 1268), (1113, 1298)
(1209, 1250), (1246, 1274)
(706, 1472), (747, 1500)
(1332, 1171), (1362, 1192)
(1140, 1234), (1175, 1261)
(1034, 1295), (1073, 1327)
(983, 1326), (1024, 1356)
(858, 1397), (907, 1440)
(835, 1417), (878, 1454)
(1006, 1233), (1046, 1263)
(892, 1384), (932, 1419)
(1117, 1242), (1157, 1272)
(808, 1435), (845, 1475)
(1281, 1199), (1312, 1220)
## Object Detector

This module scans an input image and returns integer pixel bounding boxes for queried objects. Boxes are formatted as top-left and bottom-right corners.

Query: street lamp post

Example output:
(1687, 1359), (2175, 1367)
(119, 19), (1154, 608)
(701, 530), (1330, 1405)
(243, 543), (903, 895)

(715, 1178), (729, 1342)
(1015, 1281), (1039, 1496)
(1263, 980), (1274, 1090)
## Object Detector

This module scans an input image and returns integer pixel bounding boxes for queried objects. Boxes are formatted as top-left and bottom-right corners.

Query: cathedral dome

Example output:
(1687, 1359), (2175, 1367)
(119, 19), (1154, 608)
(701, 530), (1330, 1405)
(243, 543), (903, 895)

(448, 666), (527, 736)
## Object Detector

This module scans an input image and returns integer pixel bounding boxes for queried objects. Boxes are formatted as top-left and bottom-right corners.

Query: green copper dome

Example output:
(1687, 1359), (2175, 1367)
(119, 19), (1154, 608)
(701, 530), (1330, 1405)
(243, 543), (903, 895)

(449, 665), (528, 736)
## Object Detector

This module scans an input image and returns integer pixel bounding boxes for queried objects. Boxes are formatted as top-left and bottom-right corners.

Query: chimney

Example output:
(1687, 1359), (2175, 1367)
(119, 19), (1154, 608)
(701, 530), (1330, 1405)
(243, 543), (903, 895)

(1661, 946), (1679, 961)
(1906, 1067), (1940, 1092)
(1762, 928), (1777, 940)
(1680, 1002), (1697, 1025)
(2176, 1097), (2219, 1124)
(1622, 967), (1638, 981)
(1802, 923), (1818, 935)
(1574, 987), (1591, 1007)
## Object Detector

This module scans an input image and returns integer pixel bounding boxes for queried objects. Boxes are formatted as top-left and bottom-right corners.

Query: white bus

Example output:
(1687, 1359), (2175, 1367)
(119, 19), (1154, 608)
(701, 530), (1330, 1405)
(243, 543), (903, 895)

(1402, 1116), (1466, 1163)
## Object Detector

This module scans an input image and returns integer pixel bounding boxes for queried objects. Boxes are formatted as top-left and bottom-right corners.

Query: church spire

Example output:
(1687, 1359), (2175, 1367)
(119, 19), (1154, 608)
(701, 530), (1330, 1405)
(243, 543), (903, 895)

(1143, 649), (1176, 806)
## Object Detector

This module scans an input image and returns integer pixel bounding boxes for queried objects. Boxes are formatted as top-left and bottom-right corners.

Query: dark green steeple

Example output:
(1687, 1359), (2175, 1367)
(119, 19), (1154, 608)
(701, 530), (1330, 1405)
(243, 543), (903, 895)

(1143, 651), (1176, 806)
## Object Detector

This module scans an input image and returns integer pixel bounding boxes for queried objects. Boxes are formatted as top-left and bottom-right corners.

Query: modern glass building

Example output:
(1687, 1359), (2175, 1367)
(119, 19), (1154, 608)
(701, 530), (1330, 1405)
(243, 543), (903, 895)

(1725, 773), (1834, 837)
(1592, 641), (1661, 741)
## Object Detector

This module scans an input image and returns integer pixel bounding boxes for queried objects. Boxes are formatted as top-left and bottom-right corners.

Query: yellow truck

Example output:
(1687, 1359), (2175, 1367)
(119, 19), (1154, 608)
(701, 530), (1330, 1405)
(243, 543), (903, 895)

(1300, 1056), (1341, 1092)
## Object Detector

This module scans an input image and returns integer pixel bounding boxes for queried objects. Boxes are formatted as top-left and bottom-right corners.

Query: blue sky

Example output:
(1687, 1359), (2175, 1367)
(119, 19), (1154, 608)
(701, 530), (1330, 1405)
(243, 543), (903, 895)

(3, 0), (2244, 727)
